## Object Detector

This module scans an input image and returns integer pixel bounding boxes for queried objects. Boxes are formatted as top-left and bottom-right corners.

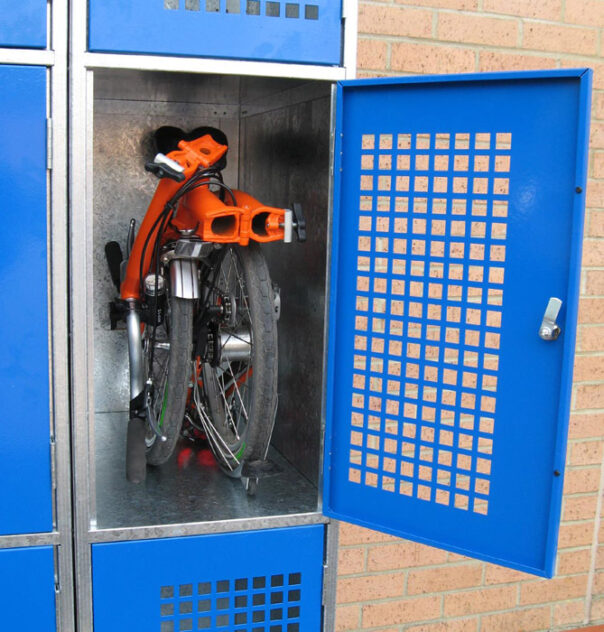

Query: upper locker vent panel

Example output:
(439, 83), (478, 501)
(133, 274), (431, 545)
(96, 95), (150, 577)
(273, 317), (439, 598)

(88, 0), (342, 65)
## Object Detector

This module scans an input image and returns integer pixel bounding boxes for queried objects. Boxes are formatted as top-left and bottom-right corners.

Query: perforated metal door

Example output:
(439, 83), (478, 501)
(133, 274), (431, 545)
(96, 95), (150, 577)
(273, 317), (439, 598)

(92, 525), (323, 631)
(324, 70), (591, 577)
(0, 0), (46, 48)
(0, 65), (52, 536)
(88, 0), (341, 65)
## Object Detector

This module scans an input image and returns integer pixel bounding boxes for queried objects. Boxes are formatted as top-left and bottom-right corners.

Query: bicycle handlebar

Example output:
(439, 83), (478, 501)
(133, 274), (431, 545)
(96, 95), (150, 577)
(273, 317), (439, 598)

(145, 153), (186, 182)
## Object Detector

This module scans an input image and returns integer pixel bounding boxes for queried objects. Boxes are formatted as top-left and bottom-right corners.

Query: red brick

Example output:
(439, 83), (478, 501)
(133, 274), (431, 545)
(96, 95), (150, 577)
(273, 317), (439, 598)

(553, 599), (585, 627)
(593, 152), (604, 179)
(391, 42), (475, 74)
(582, 240), (604, 266)
(577, 327), (604, 353)
(591, 122), (604, 150)
(594, 569), (604, 593)
(598, 544), (604, 568)
(481, 606), (551, 632)
(523, 22), (598, 56)
(578, 298), (604, 324)
(586, 270), (604, 296)
(337, 572), (405, 603)
(520, 574), (588, 605)
(484, 564), (535, 585)
(362, 595), (441, 627)
(569, 440), (604, 465)
(586, 179), (604, 208)
(396, 0), (477, 8)
(479, 50), (556, 72)
(406, 620), (479, 632)
(367, 541), (448, 571)
(358, 4), (433, 38)
(338, 547), (366, 575)
(563, 467), (601, 494)
(438, 12), (518, 47)
(588, 600), (604, 621)
(568, 412), (604, 439)
(565, 0), (604, 27)
(595, 92), (604, 121)
(357, 39), (388, 72)
(557, 548), (592, 575)
(558, 522), (595, 548)
(484, 0), (562, 21)
(563, 494), (599, 521)
(408, 564), (482, 594)
(443, 585), (516, 616)
(336, 604), (360, 632)
(574, 354), (604, 381)
(588, 212), (604, 237)
(575, 384), (604, 409)
(339, 522), (397, 545)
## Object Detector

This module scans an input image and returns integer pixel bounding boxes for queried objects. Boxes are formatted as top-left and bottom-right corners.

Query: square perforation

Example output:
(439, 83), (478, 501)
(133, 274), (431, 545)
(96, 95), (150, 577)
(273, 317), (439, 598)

(160, 573), (303, 631)
(347, 131), (512, 517)
(165, 0), (319, 19)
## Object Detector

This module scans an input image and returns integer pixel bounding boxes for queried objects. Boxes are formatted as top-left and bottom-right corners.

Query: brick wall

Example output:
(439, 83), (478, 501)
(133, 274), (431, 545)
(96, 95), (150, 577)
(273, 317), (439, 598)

(336, 1), (604, 630)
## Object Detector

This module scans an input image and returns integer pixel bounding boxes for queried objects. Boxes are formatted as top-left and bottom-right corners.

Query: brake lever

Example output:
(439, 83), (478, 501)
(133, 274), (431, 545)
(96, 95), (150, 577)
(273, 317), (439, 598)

(145, 153), (186, 182)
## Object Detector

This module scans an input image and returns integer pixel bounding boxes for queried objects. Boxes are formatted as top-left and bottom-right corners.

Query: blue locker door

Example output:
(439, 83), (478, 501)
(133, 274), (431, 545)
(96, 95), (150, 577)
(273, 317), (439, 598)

(0, 546), (57, 630)
(324, 70), (591, 577)
(92, 526), (324, 631)
(0, 0), (47, 48)
(0, 65), (53, 535)
(89, 0), (341, 65)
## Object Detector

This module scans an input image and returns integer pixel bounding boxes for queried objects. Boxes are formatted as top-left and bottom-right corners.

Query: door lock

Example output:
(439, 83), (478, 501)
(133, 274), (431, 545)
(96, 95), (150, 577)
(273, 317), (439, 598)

(539, 297), (562, 341)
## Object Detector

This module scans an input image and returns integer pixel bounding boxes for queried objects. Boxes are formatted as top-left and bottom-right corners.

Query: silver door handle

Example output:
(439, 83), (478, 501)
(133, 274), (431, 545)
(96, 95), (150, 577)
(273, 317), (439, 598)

(539, 297), (562, 341)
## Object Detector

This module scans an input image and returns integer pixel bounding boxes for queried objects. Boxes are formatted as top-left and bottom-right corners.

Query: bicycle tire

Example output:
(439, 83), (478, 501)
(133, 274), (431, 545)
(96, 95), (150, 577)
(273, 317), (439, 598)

(195, 244), (278, 477)
(145, 296), (193, 465)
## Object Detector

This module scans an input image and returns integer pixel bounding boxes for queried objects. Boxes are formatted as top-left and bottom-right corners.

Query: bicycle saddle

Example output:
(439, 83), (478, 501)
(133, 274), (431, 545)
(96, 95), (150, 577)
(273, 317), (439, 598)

(154, 126), (228, 170)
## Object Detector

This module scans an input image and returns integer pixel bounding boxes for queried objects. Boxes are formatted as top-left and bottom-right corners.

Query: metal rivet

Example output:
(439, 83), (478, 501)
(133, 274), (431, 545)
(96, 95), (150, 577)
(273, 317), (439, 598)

(576, 186), (583, 193)
(554, 470), (561, 476)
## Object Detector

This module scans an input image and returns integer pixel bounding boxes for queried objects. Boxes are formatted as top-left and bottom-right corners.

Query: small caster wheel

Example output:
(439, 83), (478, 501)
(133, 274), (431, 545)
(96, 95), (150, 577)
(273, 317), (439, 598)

(243, 476), (259, 496)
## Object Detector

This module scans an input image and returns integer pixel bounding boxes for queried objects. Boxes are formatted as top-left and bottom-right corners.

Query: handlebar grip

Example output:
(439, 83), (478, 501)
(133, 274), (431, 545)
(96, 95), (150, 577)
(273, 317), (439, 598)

(145, 153), (186, 182)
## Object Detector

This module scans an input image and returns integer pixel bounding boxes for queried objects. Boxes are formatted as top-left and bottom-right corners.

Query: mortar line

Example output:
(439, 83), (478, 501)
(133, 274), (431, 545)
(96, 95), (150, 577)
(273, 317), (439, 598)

(583, 445), (604, 623)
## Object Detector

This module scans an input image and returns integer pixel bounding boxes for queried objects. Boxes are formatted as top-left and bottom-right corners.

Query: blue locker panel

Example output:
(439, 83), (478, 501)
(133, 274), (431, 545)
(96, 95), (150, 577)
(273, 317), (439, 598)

(92, 525), (324, 631)
(88, 0), (341, 65)
(0, 65), (52, 535)
(324, 70), (591, 577)
(0, 546), (56, 630)
(0, 0), (46, 48)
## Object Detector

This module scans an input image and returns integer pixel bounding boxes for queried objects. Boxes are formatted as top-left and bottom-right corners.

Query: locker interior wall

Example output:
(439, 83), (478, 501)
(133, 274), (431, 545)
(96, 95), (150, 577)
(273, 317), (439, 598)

(239, 80), (332, 484)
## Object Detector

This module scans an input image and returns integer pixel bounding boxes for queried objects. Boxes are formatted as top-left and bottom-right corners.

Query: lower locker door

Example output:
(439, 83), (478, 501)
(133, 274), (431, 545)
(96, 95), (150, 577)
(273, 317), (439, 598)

(0, 546), (56, 630)
(92, 525), (324, 631)
(324, 69), (591, 577)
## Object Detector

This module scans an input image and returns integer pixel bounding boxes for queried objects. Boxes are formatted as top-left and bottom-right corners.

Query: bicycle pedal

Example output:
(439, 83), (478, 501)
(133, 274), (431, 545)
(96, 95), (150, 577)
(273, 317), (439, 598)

(105, 241), (123, 292)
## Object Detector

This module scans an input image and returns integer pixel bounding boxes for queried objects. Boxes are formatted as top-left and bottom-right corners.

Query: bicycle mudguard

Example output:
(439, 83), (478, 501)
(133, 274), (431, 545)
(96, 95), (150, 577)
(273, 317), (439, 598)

(169, 259), (199, 299)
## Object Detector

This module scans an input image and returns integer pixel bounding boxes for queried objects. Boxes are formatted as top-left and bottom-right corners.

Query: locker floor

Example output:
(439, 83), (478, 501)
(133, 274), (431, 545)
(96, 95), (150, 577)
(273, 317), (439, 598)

(94, 412), (318, 529)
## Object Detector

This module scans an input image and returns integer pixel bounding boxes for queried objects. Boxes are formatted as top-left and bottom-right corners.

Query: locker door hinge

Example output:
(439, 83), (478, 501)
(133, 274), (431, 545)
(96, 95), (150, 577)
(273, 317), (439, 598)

(46, 118), (53, 171)
(50, 437), (57, 490)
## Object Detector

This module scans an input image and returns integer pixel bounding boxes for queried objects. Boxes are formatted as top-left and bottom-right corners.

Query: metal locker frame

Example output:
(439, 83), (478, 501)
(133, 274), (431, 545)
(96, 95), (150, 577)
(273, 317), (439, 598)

(0, 0), (74, 630)
(69, 1), (357, 629)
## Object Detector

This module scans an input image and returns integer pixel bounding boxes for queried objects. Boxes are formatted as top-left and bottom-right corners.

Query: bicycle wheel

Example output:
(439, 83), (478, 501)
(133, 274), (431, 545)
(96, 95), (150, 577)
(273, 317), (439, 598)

(192, 243), (278, 477)
(144, 296), (193, 465)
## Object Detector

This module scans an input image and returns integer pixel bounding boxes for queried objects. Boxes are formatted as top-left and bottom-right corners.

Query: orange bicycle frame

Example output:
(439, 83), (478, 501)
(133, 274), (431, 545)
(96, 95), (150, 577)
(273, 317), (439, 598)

(120, 134), (287, 301)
